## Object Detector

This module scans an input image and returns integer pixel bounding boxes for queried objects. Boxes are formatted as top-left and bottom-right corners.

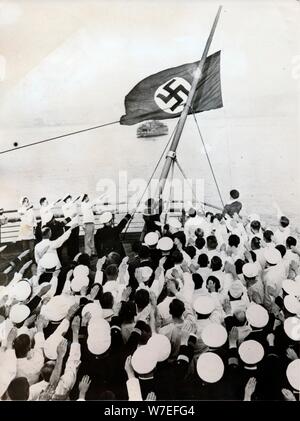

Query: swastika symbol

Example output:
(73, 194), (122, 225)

(154, 77), (191, 114)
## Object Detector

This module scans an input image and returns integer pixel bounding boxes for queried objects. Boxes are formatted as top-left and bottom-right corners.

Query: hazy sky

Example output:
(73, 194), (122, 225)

(0, 0), (300, 126)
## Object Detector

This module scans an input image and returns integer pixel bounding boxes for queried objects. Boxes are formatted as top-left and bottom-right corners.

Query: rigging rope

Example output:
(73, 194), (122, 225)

(191, 111), (225, 208)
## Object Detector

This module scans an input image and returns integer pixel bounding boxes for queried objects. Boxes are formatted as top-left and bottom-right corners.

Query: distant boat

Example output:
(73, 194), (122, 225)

(137, 120), (168, 138)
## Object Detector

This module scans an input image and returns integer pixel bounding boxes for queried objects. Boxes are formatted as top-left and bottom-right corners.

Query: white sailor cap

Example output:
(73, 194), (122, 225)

(264, 248), (282, 265)
(147, 334), (171, 362)
(284, 295), (300, 315)
(283, 317), (300, 341)
(44, 334), (64, 360)
(73, 265), (89, 277)
(87, 318), (111, 355)
(41, 295), (74, 322)
(42, 212), (54, 225)
(193, 295), (215, 315)
(201, 323), (228, 348)
(82, 302), (103, 320)
(11, 281), (31, 302)
(144, 232), (159, 247)
(238, 340), (264, 365)
(135, 266), (153, 283)
(286, 359), (300, 391)
(99, 211), (113, 224)
(39, 253), (60, 270)
(157, 237), (173, 251)
(229, 281), (244, 299)
(167, 218), (182, 229)
(131, 345), (157, 375)
(9, 304), (30, 324)
(71, 275), (89, 293)
(242, 263), (258, 278)
(196, 352), (224, 383)
(246, 303), (269, 328)
(282, 279), (300, 297)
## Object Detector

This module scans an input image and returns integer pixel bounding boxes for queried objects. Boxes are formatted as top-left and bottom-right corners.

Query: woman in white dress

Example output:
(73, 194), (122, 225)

(18, 196), (36, 255)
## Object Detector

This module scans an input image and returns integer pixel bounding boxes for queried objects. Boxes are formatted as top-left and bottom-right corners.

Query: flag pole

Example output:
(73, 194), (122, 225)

(158, 5), (223, 200)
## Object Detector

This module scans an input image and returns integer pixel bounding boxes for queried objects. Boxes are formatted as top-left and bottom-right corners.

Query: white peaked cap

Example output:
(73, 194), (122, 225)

(282, 279), (300, 296)
(71, 275), (89, 293)
(201, 323), (228, 348)
(99, 212), (113, 224)
(73, 265), (89, 277)
(284, 317), (300, 341)
(131, 345), (157, 374)
(229, 281), (244, 299)
(157, 237), (173, 251)
(42, 212), (54, 225)
(44, 334), (64, 360)
(144, 232), (159, 246)
(242, 263), (258, 278)
(284, 295), (300, 315)
(39, 253), (60, 270)
(264, 248), (282, 265)
(286, 359), (300, 391)
(246, 303), (269, 328)
(87, 318), (111, 355)
(11, 281), (31, 301)
(9, 304), (30, 324)
(147, 334), (171, 362)
(41, 295), (75, 322)
(196, 352), (224, 383)
(167, 218), (182, 229)
(238, 340), (264, 365)
(138, 266), (153, 282)
(193, 295), (215, 315)
(82, 302), (103, 320)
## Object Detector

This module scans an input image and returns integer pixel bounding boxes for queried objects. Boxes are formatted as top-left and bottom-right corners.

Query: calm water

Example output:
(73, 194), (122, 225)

(0, 114), (299, 227)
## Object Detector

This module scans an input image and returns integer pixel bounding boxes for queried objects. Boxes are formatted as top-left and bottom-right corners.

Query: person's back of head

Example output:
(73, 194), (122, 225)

(105, 264), (119, 281)
(230, 189), (239, 200)
(41, 361), (55, 382)
(7, 377), (29, 401)
(39, 197), (47, 206)
(188, 208), (197, 218)
(210, 255), (222, 271)
(173, 231), (186, 248)
(100, 292), (114, 309)
(207, 235), (218, 251)
(195, 228), (204, 238)
(38, 272), (53, 285)
(280, 216), (289, 228)
(185, 245), (196, 260)
(251, 236), (261, 251)
(77, 253), (91, 268)
(198, 253), (209, 268)
(135, 289), (150, 311)
(192, 273), (203, 290)
(206, 275), (221, 292)
(250, 220), (261, 232)
(228, 234), (240, 248)
(263, 230), (274, 243)
(171, 250), (183, 265)
(235, 259), (245, 275)
(195, 237), (206, 251)
(106, 252), (121, 267)
(169, 298), (185, 319)
(41, 227), (51, 240)
(139, 245), (150, 260)
(13, 334), (31, 359)
(275, 244), (286, 258)
(119, 301), (136, 324)
(286, 236), (297, 249)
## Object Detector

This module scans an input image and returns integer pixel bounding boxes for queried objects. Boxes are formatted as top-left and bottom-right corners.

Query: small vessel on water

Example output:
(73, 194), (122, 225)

(136, 120), (168, 138)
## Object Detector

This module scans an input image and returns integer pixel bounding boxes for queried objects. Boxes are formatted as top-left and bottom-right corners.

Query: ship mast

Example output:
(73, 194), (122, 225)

(158, 5), (223, 200)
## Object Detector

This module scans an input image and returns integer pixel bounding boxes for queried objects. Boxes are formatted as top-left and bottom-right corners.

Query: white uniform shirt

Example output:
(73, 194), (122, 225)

(16, 332), (45, 385)
(62, 202), (79, 223)
(81, 202), (95, 224)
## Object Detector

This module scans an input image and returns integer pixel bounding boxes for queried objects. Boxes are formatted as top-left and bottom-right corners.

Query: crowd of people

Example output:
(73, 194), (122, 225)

(0, 189), (299, 401)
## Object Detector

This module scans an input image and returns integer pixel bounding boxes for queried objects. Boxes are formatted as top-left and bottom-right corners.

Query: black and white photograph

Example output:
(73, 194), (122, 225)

(0, 0), (299, 406)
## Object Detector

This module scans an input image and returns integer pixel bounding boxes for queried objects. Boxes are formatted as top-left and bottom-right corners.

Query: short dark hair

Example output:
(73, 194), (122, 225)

(169, 298), (185, 318)
(195, 237), (206, 250)
(230, 190), (239, 200)
(211, 255), (222, 271)
(185, 245), (196, 260)
(235, 259), (245, 275)
(39, 197), (47, 206)
(173, 231), (186, 248)
(198, 253), (209, 267)
(275, 244), (286, 258)
(228, 234), (240, 248)
(105, 264), (118, 280)
(207, 275), (221, 292)
(192, 273), (203, 290)
(77, 254), (91, 268)
(207, 235), (218, 250)
(135, 289), (150, 311)
(195, 228), (204, 238)
(119, 301), (136, 323)
(106, 252), (121, 267)
(251, 236), (261, 250)
(171, 250), (184, 265)
(286, 236), (297, 249)
(250, 220), (261, 231)
(7, 377), (29, 401)
(280, 216), (289, 228)
(100, 292), (114, 309)
(38, 272), (53, 285)
(42, 227), (51, 239)
(139, 245), (150, 260)
(41, 362), (55, 382)
(13, 334), (31, 358)
(263, 230), (274, 243)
